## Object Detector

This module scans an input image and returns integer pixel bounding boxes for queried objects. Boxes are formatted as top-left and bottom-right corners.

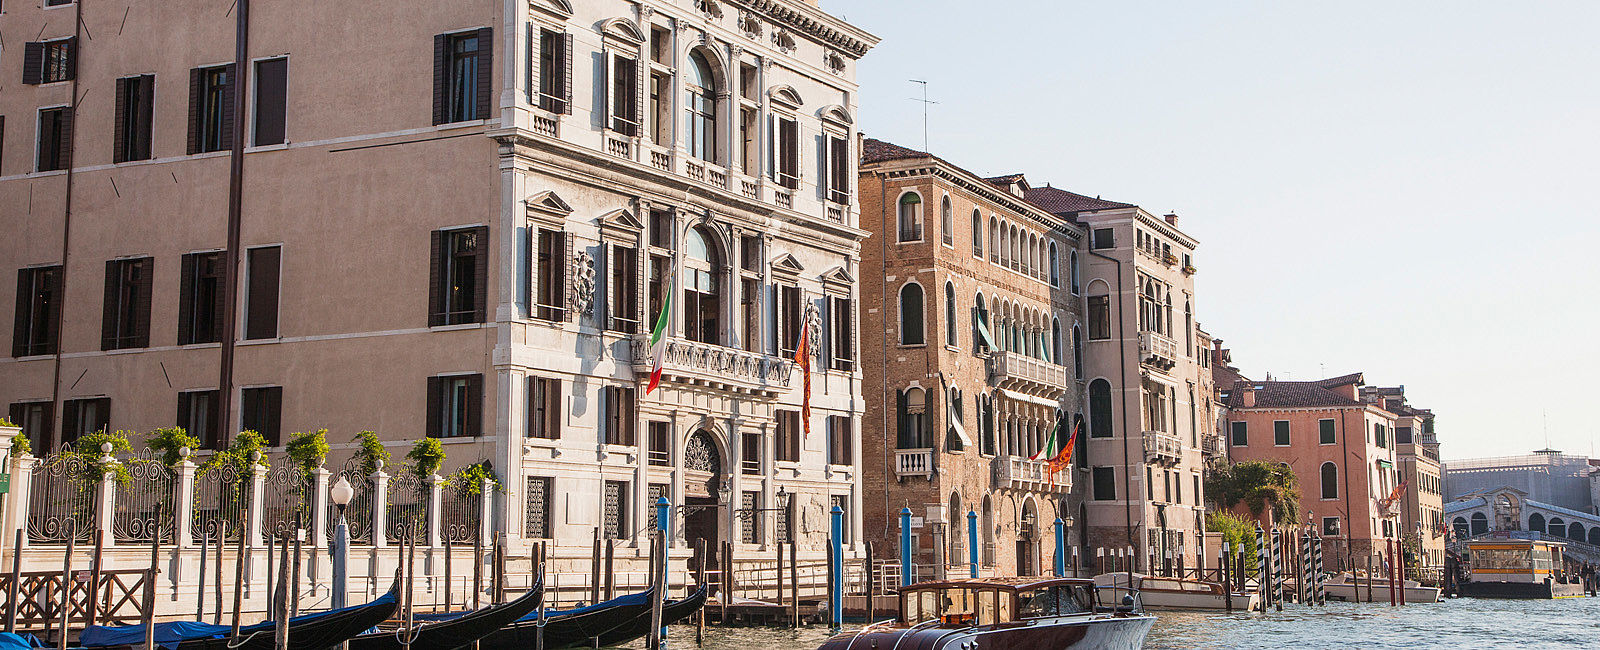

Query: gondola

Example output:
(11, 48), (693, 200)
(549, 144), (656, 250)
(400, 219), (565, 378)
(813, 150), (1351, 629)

(79, 583), (399, 650)
(592, 584), (708, 647)
(346, 579), (543, 650)
(469, 587), (655, 650)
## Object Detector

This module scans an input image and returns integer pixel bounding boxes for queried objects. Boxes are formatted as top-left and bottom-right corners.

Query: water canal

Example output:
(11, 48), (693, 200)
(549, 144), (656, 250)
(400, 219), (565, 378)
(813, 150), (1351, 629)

(617, 596), (1600, 648)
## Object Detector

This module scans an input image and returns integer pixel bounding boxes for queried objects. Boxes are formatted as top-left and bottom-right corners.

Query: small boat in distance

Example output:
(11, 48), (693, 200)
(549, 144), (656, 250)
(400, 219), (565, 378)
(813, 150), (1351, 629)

(1093, 572), (1261, 611)
(815, 577), (1153, 650)
(1456, 537), (1587, 599)
(1322, 573), (1442, 603)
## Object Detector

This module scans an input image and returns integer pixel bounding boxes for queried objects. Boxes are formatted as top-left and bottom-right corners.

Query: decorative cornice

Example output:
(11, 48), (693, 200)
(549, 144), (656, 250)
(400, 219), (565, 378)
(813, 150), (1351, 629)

(734, 0), (879, 58)
(874, 164), (1083, 241)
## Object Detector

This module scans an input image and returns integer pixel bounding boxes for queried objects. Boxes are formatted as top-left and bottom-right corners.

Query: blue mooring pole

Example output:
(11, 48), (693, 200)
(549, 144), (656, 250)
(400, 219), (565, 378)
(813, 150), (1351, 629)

(830, 505), (844, 632)
(967, 510), (979, 578)
(1054, 517), (1066, 577)
(656, 496), (670, 646)
(900, 507), (913, 588)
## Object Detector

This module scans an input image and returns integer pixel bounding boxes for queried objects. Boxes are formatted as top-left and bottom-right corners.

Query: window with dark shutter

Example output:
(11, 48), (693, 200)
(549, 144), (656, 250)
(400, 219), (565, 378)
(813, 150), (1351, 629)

(435, 30), (490, 124)
(610, 55), (639, 135)
(527, 376), (561, 440)
(245, 246), (280, 339)
(14, 266), (63, 357)
(26, 39), (76, 85)
(775, 410), (800, 462)
(778, 285), (800, 356)
(189, 65), (234, 154)
(828, 415), (852, 466)
(534, 28), (571, 113)
(428, 374), (481, 438)
(774, 116), (799, 189)
(1087, 295), (1111, 340)
(648, 421), (670, 466)
(253, 58), (288, 146)
(534, 229), (567, 322)
(602, 386), (635, 446)
(829, 295), (853, 371)
(607, 244), (638, 332)
(114, 75), (155, 163)
(179, 252), (225, 344)
(1093, 467), (1117, 500)
(36, 107), (71, 172)
(240, 386), (283, 446)
(8, 401), (54, 454)
(430, 227), (487, 326)
(101, 257), (153, 350)
(177, 390), (221, 449)
(62, 397), (111, 445)
(827, 134), (850, 204)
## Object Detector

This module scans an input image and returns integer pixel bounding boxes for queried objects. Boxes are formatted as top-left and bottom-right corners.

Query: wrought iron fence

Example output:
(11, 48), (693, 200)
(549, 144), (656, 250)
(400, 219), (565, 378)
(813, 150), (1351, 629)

(191, 460), (247, 543)
(111, 449), (174, 543)
(261, 457), (313, 538)
(325, 459), (372, 544)
(385, 471), (426, 544)
(27, 444), (96, 544)
(442, 477), (482, 543)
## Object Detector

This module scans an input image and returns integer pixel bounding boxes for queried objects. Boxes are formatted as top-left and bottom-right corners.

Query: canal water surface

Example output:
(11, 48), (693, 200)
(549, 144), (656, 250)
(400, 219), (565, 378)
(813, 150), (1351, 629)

(618, 596), (1600, 648)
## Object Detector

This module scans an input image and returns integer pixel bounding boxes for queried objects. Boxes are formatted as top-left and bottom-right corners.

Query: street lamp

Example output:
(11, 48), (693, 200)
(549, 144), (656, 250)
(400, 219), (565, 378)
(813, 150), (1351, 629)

(330, 476), (353, 610)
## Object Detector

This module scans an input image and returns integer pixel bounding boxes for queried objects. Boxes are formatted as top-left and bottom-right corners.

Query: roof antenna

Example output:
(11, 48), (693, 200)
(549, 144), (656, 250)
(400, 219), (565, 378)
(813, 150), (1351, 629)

(909, 80), (937, 151)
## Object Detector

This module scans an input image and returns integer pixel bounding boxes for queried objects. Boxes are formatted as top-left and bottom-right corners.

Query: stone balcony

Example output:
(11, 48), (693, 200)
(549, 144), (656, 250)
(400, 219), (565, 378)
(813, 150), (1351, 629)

(988, 350), (1070, 396)
(895, 448), (934, 479)
(1201, 433), (1224, 456)
(1139, 331), (1179, 371)
(993, 456), (1071, 493)
(630, 335), (791, 397)
(1143, 431), (1183, 466)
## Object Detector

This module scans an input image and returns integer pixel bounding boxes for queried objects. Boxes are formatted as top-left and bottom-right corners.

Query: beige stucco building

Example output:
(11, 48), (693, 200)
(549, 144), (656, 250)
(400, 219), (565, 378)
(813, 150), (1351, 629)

(1362, 385), (1444, 567)
(2, 0), (876, 572)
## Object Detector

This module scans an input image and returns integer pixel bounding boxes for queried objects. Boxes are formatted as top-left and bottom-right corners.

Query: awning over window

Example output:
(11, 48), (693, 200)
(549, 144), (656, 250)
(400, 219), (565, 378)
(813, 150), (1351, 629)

(1377, 459), (1394, 469)
(976, 313), (999, 351)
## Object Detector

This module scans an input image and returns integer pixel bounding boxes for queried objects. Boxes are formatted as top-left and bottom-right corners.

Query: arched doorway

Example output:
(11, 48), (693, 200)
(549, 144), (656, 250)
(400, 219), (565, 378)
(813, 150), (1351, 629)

(1529, 512), (1546, 534)
(682, 429), (724, 574)
(1470, 512), (1488, 536)
(1018, 499), (1039, 576)
(1452, 517), (1469, 539)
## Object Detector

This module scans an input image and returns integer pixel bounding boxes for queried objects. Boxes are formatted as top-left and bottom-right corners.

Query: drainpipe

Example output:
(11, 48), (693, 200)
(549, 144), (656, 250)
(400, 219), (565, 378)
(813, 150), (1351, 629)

(216, 0), (252, 444)
(1088, 247), (1136, 572)
(48, 0), (88, 445)
(1340, 407), (1353, 571)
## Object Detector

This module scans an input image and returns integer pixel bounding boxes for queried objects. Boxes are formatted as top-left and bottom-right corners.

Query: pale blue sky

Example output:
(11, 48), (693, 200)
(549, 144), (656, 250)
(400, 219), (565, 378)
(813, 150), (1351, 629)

(830, 1), (1600, 460)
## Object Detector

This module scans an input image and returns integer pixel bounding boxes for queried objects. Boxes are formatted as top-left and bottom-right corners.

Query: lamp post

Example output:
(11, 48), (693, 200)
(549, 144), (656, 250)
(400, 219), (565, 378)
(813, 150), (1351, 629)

(330, 476), (353, 610)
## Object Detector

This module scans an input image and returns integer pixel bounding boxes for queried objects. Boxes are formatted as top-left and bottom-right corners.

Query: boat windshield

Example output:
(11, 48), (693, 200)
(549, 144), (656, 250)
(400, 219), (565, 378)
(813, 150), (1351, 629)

(1017, 585), (1093, 618)
(902, 587), (1012, 625)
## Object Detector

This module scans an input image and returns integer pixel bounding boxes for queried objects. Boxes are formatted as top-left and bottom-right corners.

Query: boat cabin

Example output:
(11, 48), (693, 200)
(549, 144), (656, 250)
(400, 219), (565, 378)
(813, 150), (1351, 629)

(1464, 538), (1564, 584)
(897, 578), (1107, 626)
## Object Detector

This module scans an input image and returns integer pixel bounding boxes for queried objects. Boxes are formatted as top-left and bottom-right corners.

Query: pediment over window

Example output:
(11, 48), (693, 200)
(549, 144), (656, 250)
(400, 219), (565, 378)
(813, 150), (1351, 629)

(532, 0), (573, 18)
(771, 253), (805, 276)
(819, 105), (852, 127)
(768, 85), (804, 110)
(526, 190), (574, 217)
(599, 17), (646, 44)
(599, 208), (644, 231)
(820, 265), (854, 285)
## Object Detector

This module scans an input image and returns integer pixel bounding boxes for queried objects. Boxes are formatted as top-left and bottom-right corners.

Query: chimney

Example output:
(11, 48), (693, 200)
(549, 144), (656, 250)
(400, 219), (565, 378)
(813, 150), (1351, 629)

(1238, 385), (1257, 408)
(1164, 213), (1179, 226)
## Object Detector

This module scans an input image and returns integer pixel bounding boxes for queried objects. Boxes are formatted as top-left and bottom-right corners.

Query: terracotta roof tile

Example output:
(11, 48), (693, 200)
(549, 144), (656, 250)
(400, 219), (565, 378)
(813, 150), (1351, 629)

(1023, 185), (1135, 214)
(1227, 377), (1366, 409)
(860, 138), (931, 164)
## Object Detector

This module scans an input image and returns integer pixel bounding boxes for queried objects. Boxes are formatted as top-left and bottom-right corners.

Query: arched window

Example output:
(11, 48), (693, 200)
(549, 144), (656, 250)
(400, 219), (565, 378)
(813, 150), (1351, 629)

(897, 387), (929, 448)
(686, 50), (718, 162)
(1184, 299), (1193, 356)
(899, 282), (924, 345)
(1051, 318), (1062, 366)
(1074, 414), (1088, 468)
(1451, 517), (1469, 538)
(1089, 379), (1112, 438)
(1570, 522), (1586, 541)
(981, 496), (995, 565)
(1320, 462), (1338, 500)
(683, 227), (721, 344)
(1529, 512), (1546, 534)
(971, 209), (983, 258)
(950, 492), (965, 559)
(1071, 325), (1084, 379)
(1009, 225), (1020, 271)
(1049, 242), (1060, 286)
(940, 196), (953, 246)
(897, 193), (923, 242)
(1590, 528), (1600, 546)
(1070, 250), (1080, 294)
(998, 222), (1009, 266)
(980, 395), (995, 455)
(1470, 512), (1488, 536)
(944, 282), (957, 347)
(1022, 234), (1034, 276)
(988, 218), (999, 263)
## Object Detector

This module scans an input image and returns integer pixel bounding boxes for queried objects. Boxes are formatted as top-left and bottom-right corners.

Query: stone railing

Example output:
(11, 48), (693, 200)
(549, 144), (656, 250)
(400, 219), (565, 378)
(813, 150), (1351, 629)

(1143, 431), (1183, 465)
(1201, 433), (1224, 456)
(631, 335), (791, 395)
(988, 350), (1069, 394)
(993, 456), (1071, 493)
(1139, 331), (1178, 370)
(895, 449), (933, 478)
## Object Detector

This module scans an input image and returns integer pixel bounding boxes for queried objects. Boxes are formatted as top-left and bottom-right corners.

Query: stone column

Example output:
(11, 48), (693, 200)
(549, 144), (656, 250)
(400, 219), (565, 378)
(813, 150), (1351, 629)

(247, 459), (267, 548)
(478, 478), (494, 544)
(311, 467), (330, 549)
(174, 458), (196, 549)
(427, 474), (444, 548)
(370, 463), (389, 548)
(95, 447), (118, 548)
(6, 453), (35, 550)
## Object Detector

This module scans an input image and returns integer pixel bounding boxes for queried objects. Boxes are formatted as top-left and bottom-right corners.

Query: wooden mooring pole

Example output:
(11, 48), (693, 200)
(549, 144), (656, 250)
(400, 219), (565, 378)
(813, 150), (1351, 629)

(788, 539), (798, 628)
(6, 528), (22, 633)
(87, 529), (105, 628)
(695, 538), (706, 646)
(865, 541), (876, 619)
(55, 530), (75, 650)
(142, 503), (163, 650)
(589, 528), (601, 606)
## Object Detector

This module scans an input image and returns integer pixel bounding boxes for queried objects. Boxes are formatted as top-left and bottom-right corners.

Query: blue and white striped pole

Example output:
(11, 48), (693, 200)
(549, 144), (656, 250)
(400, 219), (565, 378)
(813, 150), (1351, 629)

(967, 510), (979, 578)
(830, 505), (844, 631)
(900, 507), (913, 588)
(1054, 517), (1066, 577)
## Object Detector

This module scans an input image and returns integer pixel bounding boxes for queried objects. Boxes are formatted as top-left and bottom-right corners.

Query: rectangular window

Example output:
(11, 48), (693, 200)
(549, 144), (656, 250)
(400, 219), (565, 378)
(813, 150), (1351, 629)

(8, 402), (54, 455)
(740, 107), (758, 173)
(1273, 420), (1290, 446)
(527, 376), (562, 440)
(245, 246), (280, 340)
(113, 75), (155, 162)
(240, 386), (283, 446)
(433, 29), (492, 124)
(603, 480), (627, 539)
(741, 432), (761, 474)
(608, 244), (638, 332)
(772, 116), (799, 189)
(603, 386), (636, 446)
(779, 285), (801, 356)
(830, 295), (854, 371)
(426, 374), (482, 438)
(61, 397), (110, 446)
(647, 421), (670, 466)
(523, 476), (552, 538)
(1396, 426), (1413, 445)
(1092, 467), (1116, 501)
(101, 257), (153, 350)
(253, 58), (288, 146)
(1375, 424), (1388, 449)
(1087, 295), (1111, 340)
(1319, 418), (1336, 445)
(740, 278), (760, 353)
(188, 65), (235, 154)
(535, 28), (571, 114)
(827, 415), (852, 466)
(741, 491), (760, 544)
(610, 54), (640, 135)
(775, 410), (800, 463)
(13, 266), (63, 357)
(178, 252), (225, 345)
(1323, 517), (1340, 537)
(533, 229), (568, 322)
(1091, 228), (1114, 250)
(650, 71), (671, 144)
(36, 107), (72, 172)
(1230, 420), (1247, 447)
(177, 390), (221, 449)
(648, 254), (670, 332)
(24, 38), (76, 85)
(430, 227), (488, 326)
(826, 134), (850, 205)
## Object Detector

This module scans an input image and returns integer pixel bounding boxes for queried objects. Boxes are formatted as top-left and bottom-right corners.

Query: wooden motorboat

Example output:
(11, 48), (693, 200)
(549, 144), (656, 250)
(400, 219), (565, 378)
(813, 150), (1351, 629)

(816, 577), (1153, 650)
(1093, 572), (1260, 611)
(347, 579), (543, 650)
(1322, 573), (1442, 603)
(79, 584), (399, 650)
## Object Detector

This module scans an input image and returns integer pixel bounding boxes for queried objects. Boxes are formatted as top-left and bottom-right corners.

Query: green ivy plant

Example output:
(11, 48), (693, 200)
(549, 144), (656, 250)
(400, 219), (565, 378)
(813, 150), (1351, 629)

(284, 429), (330, 486)
(351, 431), (390, 477)
(0, 418), (14, 427)
(9, 430), (31, 458)
(405, 438), (446, 481)
(1205, 510), (1261, 576)
(447, 460), (502, 498)
(71, 429), (137, 485)
(200, 429), (271, 477)
(146, 426), (201, 468)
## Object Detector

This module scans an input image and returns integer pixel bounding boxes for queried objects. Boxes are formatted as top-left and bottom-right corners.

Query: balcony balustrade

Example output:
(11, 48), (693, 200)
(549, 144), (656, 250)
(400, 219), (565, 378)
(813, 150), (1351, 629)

(1143, 431), (1183, 465)
(1139, 331), (1179, 371)
(993, 456), (1071, 493)
(630, 335), (790, 397)
(1201, 433), (1224, 456)
(988, 350), (1069, 396)
(895, 448), (934, 479)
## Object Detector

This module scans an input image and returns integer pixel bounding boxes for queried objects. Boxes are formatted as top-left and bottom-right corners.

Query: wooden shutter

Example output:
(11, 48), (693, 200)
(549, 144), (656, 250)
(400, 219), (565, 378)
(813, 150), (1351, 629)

(136, 76), (155, 159)
(254, 59), (288, 146)
(43, 268), (61, 353)
(219, 64), (237, 149)
(634, 52), (646, 136)
(187, 68), (203, 154)
(525, 23), (535, 103)
(780, 119), (798, 188)
(11, 271), (27, 358)
(561, 33), (574, 114)
(206, 253), (226, 341)
(557, 231), (572, 322)
(246, 247), (280, 339)
(56, 107), (73, 170)
(113, 78), (130, 163)
(465, 374), (484, 437)
(547, 379), (562, 439)
(64, 38), (78, 81)
(427, 230), (444, 326)
(1, 115), (7, 175)
(263, 387), (283, 446)
(101, 261), (119, 350)
(425, 377), (443, 438)
(22, 42), (44, 85)
(178, 254), (196, 344)
(895, 391), (907, 447)
(475, 28), (495, 121)
(61, 400), (81, 445)
(432, 34), (448, 125)
(471, 226), (488, 323)
(134, 259), (152, 348)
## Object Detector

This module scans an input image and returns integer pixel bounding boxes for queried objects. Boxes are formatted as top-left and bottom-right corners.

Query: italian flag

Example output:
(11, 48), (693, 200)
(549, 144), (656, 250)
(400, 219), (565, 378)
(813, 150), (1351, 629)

(645, 279), (673, 395)
(1030, 418), (1062, 461)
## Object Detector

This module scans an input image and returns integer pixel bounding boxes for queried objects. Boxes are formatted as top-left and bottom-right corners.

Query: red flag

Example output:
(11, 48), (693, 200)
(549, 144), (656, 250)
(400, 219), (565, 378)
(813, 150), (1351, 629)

(1046, 421), (1080, 484)
(794, 319), (811, 436)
